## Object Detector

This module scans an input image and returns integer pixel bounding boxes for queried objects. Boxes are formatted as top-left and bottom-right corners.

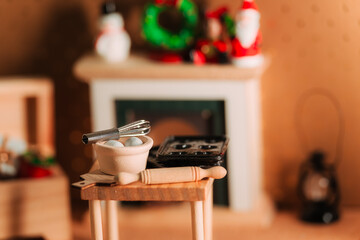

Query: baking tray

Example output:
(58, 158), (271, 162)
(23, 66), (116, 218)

(155, 136), (229, 168)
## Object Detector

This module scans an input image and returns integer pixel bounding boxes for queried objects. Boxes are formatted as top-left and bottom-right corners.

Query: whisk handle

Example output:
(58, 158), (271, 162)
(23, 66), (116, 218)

(82, 120), (151, 144)
(82, 128), (119, 144)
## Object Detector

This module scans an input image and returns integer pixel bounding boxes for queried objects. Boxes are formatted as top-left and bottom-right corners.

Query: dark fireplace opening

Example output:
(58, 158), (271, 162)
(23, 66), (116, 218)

(116, 100), (228, 206)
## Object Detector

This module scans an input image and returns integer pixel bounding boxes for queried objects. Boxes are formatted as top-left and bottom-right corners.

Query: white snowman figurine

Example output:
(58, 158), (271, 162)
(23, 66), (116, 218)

(95, 2), (130, 63)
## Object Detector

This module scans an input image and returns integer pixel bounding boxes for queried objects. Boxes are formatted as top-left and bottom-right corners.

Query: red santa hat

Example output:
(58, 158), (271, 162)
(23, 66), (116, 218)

(205, 7), (228, 19)
(241, 0), (258, 11)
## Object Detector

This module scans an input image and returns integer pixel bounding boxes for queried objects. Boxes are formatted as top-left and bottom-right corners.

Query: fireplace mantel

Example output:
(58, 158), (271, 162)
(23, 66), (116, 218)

(74, 53), (267, 81)
(74, 53), (272, 215)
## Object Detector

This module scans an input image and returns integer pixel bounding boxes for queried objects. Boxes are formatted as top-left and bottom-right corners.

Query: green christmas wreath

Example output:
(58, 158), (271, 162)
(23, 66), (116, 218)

(142, 0), (198, 50)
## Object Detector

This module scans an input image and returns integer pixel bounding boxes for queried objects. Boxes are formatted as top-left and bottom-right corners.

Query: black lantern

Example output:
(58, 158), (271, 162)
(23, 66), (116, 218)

(297, 151), (340, 224)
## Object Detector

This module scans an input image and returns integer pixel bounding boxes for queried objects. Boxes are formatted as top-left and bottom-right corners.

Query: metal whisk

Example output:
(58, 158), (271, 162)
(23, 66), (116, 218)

(82, 120), (151, 144)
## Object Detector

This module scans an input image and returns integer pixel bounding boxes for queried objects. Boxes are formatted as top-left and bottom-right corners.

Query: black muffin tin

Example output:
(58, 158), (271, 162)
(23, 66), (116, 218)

(155, 136), (229, 168)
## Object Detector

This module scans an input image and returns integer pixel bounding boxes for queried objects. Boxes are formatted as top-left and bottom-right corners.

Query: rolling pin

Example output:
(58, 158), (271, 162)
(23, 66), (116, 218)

(116, 166), (227, 185)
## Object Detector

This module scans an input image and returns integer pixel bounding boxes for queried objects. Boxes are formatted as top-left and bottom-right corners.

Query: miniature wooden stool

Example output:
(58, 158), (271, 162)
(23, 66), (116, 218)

(79, 165), (214, 240)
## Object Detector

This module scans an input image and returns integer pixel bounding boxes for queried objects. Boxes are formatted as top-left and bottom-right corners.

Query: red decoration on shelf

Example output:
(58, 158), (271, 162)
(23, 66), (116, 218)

(205, 7), (228, 19)
(231, 0), (263, 68)
(149, 53), (183, 63)
(191, 7), (230, 64)
(18, 160), (52, 178)
(154, 0), (178, 6)
(242, 0), (258, 10)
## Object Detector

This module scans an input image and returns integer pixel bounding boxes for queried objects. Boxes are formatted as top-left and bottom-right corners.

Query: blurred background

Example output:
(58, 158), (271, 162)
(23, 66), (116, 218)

(1, 0), (360, 239)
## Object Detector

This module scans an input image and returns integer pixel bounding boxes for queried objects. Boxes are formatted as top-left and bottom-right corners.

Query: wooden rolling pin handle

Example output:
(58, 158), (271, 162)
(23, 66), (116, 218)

(199, 166), (227, 180)
(116, 172), (140, 185)
(116, 166), (227, 185)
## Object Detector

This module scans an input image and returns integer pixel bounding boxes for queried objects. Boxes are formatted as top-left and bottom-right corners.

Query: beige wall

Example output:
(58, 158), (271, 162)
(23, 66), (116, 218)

(258, 0), (360, 206)
(1, 0), (360, 207)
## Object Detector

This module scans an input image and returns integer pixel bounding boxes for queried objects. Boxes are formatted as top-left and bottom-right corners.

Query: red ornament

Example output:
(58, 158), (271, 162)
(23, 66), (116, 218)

(149, 52), (183, 63)
(18, 160), (52, 179)
(190, 7), (230, 64)
(154, 0), (178, 6)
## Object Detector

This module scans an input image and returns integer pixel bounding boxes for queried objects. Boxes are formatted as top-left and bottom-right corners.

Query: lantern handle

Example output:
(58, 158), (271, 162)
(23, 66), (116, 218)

(295, 88), (344, 166)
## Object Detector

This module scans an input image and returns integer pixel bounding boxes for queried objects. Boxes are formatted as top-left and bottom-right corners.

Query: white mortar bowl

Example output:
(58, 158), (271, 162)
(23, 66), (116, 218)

(94, 136), (153, 175)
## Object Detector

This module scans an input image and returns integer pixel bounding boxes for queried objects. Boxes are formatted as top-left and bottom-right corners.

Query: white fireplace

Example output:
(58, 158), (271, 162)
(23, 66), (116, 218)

(75, 54), (269, 213)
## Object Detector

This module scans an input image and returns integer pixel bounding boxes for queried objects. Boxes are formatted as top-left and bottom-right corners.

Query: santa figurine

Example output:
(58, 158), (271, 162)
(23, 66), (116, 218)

(95, 2), (130, 63)
(190, 7), (229, 65)
(231, 0), (263, 68)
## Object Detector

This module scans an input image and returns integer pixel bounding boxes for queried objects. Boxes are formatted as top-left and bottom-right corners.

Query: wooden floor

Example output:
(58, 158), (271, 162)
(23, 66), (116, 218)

(72, 203), (360, 240)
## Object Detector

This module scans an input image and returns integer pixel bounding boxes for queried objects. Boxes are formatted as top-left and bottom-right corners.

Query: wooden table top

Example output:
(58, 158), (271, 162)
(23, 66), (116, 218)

(79, 161), (214, 202)
(80, 178), (213, 201)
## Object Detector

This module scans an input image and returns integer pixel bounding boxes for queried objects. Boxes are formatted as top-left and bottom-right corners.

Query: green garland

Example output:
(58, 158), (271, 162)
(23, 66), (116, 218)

(222, 13), (235, 39)
(142, 0), (198, 50)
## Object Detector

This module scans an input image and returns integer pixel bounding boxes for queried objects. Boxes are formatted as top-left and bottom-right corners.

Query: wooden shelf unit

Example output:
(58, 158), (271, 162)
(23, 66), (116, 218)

(0, 77), (71, 240)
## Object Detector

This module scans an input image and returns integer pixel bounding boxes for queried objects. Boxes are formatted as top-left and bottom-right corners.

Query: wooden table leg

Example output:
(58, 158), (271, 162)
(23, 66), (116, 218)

(203, 186), (213, 240)
(191, 201), (204, 240)
(89, 200), (103, 240)
(104, 200), (119, 240)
